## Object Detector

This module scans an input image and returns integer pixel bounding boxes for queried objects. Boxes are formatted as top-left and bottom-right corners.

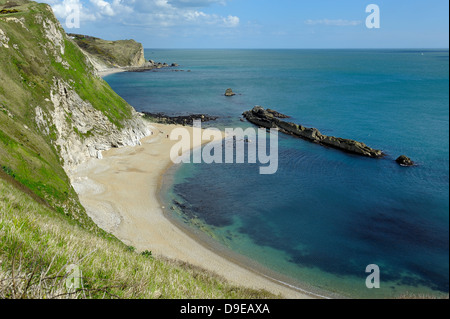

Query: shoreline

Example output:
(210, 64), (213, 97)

(159, 164), (335, 299)
(98, 64), (176, 78)
(70, 122), (318, 299)
(98, 67), (127, 77)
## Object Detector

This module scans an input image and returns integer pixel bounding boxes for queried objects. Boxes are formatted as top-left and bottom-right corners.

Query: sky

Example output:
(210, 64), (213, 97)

(41, 0), (449, 49)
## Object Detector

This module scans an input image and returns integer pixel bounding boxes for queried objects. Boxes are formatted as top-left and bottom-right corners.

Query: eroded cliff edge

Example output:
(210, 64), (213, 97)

(68, 33), (147, 71)
(0, 0), (150, 222)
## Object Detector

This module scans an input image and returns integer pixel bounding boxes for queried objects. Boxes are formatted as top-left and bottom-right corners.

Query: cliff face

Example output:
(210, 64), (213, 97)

(0, 0), (150, 224)
(47, 78), (150, 171)
(68, 33), (146, 71)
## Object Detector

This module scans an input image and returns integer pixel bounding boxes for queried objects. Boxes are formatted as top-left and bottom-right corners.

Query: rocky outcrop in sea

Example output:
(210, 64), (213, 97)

(225, 88), (236, 96)
(396, 155), (415, 167)
(243, 106), (385, 158)
(142, 112), (218, 126)
(126, 60), (180, 72)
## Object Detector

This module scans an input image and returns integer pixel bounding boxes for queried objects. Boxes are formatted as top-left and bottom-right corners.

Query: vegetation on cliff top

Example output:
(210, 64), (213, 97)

(0, 0), (132, 226)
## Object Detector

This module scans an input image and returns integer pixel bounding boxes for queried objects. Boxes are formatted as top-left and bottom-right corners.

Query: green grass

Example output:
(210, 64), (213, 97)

(68, 33), (145, 68)
(51, 38), (133, 128)
(0, 178), (277, 299)
(0, 0), (135, 226)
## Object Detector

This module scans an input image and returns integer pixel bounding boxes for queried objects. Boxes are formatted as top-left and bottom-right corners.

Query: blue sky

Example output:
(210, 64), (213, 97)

(42, 0), (449, 48)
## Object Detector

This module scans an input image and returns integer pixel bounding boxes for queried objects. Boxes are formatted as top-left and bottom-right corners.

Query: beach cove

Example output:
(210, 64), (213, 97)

(70, 123), (315, 299)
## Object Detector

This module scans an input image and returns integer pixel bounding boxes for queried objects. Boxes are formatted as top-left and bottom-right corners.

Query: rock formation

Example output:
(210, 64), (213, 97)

(266, 109), (290, 119)
(0, 0), (151, 220)
(396, 155), (414, 166)
(225, 88), (236, 97)
(68, 33), (146, 69)
(48, 79), (151, 171)
(142, 112), (218, 126)
(126, 59), (178, 72)
(243, 106), (385, 158)
(68, 35), (180, 75)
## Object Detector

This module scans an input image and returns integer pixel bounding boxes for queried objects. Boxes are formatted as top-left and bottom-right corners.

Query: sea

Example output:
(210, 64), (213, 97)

(104, 49), (449, 299)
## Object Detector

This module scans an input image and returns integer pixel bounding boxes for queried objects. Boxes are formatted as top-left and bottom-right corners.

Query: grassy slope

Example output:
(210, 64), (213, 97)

(0, 0), (132, 226)
(0, 179), (275, 298)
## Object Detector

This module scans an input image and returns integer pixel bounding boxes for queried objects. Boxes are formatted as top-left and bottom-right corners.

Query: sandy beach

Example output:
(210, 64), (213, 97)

(98, 67), (127, 77)
(70, 123), (315, 299)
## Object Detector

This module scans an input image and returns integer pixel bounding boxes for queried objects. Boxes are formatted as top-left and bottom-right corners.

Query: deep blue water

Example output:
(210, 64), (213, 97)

(105, 49), (449, 298)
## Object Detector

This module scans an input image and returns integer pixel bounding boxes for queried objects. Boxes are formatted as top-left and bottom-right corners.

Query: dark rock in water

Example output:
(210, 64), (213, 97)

(396, 155), (414, 166)
(266, 108), (290, 119)
(125, 59), (175, 73)
(171, 63), (179, 67)
(142, 112), (218, 126)
(240, 118), (245, 122)
(243, 106), (385, 158)
(225, 88), (236, 97)
(127, 67), (152, 72)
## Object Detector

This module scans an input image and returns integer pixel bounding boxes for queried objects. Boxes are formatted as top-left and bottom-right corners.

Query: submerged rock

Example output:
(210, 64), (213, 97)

(243, 106), (385, 158)
(396, 155), (414, 167)
(142, 112), (218, 126)
(125, 60), (177, 72)
(225, 88), (236, 97)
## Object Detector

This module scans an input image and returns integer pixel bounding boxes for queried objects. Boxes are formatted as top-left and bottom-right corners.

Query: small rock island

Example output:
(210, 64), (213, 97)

(396, 155), (415, 167)
(225, 88), (236, 96)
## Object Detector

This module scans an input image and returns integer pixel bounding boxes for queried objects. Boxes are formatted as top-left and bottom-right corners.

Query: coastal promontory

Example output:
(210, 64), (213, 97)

(68, 33), (147, 69)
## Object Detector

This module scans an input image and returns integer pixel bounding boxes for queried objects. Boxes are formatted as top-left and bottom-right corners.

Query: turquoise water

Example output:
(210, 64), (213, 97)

(105, 49), (449, 298)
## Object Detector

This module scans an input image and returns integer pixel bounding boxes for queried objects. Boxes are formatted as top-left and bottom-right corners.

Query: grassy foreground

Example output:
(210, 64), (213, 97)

(0, 178), (276, 299)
